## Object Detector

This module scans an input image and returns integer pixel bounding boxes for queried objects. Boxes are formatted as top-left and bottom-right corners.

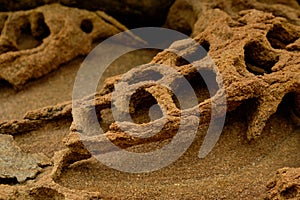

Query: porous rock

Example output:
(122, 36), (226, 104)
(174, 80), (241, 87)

(0, 4), (130, 88)
(266, 167), (300, 200)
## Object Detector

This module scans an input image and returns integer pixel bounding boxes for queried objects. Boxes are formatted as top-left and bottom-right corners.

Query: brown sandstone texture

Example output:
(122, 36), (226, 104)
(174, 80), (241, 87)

(0, 0), (299, 199)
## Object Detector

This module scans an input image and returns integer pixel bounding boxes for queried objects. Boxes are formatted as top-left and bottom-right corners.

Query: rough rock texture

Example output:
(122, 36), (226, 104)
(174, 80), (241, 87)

(165, 0), (300, 35)
(38, 8), (300, 195)
(0, 134), (50, 183)
(0, 0), (299, 199)
(0, 0), (175, 28)
(71, 8), (300, 144)
(266, 167), (300, 200)
(0, 4), (131, 88)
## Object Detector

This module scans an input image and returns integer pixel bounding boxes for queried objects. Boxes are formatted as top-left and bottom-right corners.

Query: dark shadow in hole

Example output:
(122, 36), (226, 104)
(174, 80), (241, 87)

(279, 92), (300, 125)
(80, 19), (93, 34)
(0, 177), (18, 185)
(17, 13), (50, 50)
(200, 40), (210, 52)
(280, 186), (298, 198)
(185, 70), (217, 103)
(128, 70), (163, 85)
(223, 97), (259, 142)
(267, 24), (298, 49)
(0, 79), (13, 89)
(30, 187), (65, 200)
(175, 40), (210, 66)
(32, 13), (50, 40)
(129, 89), (163, 124)
(171, 70), (217, 110)
(244, 41), (279, 75)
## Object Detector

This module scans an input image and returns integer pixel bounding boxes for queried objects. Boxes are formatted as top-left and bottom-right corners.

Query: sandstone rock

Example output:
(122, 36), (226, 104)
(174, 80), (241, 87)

(0, 134), (51, 183)
(266, 167), (300, 200)
(165, 0), (300, 35)
(72, 9), (300, 143)
(0, 177), (102, 199)
(0, 4), (131, 88)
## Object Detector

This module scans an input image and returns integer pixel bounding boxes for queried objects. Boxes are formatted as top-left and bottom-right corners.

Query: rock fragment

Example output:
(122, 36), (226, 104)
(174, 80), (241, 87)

(0, 4), (131, 88)
(0, 134), (51, 183)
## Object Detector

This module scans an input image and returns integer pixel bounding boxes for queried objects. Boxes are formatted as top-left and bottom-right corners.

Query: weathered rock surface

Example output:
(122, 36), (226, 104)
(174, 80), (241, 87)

(0, 4), (130, 88)
(165, 0), (300, 35)
(266, 167), (300, 200)
(0, 0), (299, 199)
(0, 134), (50, 183)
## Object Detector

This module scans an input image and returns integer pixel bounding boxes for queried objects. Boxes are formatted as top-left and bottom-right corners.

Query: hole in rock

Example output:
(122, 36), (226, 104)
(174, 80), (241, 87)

(0, 177), (18, 185)
(0, 79), (13, 89)
(80, 19), (93, 33)
(244, 41), (279, 75)
(200, 40), (210, 52)
(279, 92), (300, 124)
(128, 69), (163, 85)
(280, 186), (298, 198)
(30, 187), (65, 200)
(32, 13), (50, 40)
(171, 70), (217, 110)
(17, 14), (50, 50)
(231, 98), (259, 125)
(267, 24), (298, 49)
(129, 89), (163, 124)
(97, 48), (161, 93)
(175, 40), (210, 66)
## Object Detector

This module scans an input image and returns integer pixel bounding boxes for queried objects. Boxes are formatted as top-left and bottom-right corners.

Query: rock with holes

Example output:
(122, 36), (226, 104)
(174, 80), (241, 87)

(165, 0), (300, 35)
(0, 134), (51, 183)
(72, 8), (300, 143)
(0, 4), (133, 88)
(266, 167), (300, 200)
(164, 6), (300, 140)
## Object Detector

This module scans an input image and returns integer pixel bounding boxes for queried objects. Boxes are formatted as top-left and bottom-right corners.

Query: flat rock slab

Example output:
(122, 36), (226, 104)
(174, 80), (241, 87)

(0, 134), (50, 183)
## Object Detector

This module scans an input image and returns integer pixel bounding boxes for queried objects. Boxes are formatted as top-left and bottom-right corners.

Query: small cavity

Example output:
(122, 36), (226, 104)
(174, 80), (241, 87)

(267, 24), (298, 49)
(280, 186), (298, 198)
(175, 41), (210, 66)
(244, 41), (279, 75)
(80, 19), (93, 33)
(200, 40), (210, 52)
(0, 177), (18, 185)
(171, 70), (217, 110)
(30, 187), (65, 200)
(17, 13), (50, 50)
(128, 70), (163, 85)
(129, 89), (163, 124)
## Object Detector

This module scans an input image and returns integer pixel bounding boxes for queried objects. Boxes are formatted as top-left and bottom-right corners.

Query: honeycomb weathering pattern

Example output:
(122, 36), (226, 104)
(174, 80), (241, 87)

(0, 4), (134, 88)
(72, 27), (226, 172)
(0, 1), (299, 198)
